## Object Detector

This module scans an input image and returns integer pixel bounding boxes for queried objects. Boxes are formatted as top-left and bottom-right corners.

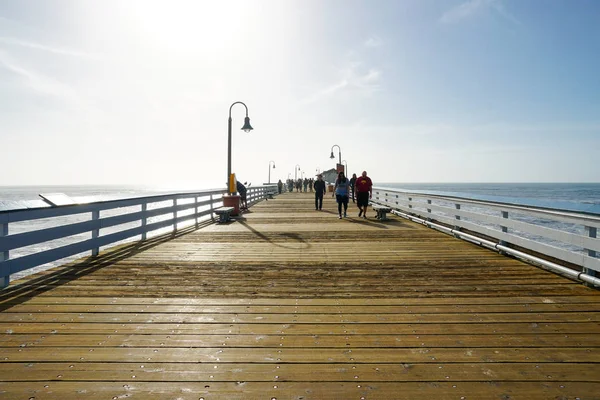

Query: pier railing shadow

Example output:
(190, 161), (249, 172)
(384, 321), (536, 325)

(237, 219), (311, 249)
(0, 221), (213, 311)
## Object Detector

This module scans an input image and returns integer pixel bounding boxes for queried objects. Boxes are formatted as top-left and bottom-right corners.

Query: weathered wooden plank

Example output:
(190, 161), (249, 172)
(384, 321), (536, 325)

(0, 362), (598, 382)
(6, 302), (599, 314)
(6, 295), (600, 305)
(1, 311), (599, 323)
(2, 347), (600, 363)
(2, 322), (599, 335)
(3, 333), (600, 348)
(2, 381), (599, 400)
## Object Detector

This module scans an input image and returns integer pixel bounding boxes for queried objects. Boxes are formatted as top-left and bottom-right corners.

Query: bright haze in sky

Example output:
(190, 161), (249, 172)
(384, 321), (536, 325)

(1, 0), (599, 187)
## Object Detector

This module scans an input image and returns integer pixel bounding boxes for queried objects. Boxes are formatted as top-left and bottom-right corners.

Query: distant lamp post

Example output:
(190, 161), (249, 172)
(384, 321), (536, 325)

(316, 167), (321, 175)
(302, 171), (305, 179)
(227, 101), (253, 194)
(342, 160), (348, 175)
(268, 160), (276, 184)
(295, 164), (301, 180)
(330, 144), (342, 166)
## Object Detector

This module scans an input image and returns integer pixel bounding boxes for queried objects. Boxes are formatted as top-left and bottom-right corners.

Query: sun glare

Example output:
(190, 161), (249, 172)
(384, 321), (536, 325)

(125, 0), (248, 54)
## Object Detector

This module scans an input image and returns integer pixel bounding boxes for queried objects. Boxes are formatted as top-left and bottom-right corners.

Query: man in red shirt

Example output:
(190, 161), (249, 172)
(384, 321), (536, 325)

(355, 171), (373, 218)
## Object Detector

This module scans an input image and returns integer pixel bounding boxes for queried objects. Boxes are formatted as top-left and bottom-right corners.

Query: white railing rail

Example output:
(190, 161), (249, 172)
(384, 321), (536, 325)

(0, 185), (278, 288)
(372, 187), (600, 281)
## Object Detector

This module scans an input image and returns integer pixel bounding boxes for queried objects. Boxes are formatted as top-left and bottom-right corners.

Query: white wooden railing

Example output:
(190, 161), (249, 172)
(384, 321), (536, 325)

(0, 185), (278, 288)
(372, 187), (600, 284)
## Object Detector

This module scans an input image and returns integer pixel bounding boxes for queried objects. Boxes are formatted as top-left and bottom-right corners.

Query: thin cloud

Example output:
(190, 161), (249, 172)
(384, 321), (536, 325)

(301, 37), (383, 105)
(0, 50), (81, 102)
(0, 37), (100, 59)
(440, 0), (519, 25)
(300, 66), (382, 105)
(364, 35), (383, 48)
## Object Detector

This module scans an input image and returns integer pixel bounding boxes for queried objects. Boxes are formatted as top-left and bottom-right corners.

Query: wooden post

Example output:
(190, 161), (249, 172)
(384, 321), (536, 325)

(454, 203), (461, 234)
(499, 211), (509, 249)
(427, 199), (432, 220)
(141, 203), (148, 240)
(173, 199), (177, 232)
(195, 196), (199, 228)
(584, 226), (597, 278)
(1, 222), (8, 288)
(91, 210), (100, 257)
(210, 194), (214, 220)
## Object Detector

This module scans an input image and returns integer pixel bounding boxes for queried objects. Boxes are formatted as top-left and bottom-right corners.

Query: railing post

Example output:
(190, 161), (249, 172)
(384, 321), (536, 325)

(454, 203), (461, 235)
(499, 211), (509, 250)
(91, 210), (100, 257)
(210, 194), (214, 220)
(141, 203), (148, 240)
(195, 196), (199, 228)
(426, 199), (432, 221)
(584, 226), (597, 278)
(173, 199), (177, 232)
(1, 221), (9, 288)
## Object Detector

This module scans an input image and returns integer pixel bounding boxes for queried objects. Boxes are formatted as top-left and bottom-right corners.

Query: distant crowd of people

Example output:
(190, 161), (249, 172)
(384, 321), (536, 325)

(283, 177), (318, 193)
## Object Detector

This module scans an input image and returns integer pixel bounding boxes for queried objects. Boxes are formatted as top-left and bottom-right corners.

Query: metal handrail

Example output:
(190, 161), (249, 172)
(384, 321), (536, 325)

(372, 186), (600, 281)
(0, 185), (279, 288)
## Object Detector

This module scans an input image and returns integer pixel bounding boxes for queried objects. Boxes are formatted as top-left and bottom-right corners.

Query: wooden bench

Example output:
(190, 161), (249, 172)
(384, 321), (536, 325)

(372, 205), (392, 221)
(214, 206), (235, 223)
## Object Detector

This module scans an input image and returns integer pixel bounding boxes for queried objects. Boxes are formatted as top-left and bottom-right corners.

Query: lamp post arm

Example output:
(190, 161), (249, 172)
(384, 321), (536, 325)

(331, 144), (342, 167)
(229, 101), (249, 118)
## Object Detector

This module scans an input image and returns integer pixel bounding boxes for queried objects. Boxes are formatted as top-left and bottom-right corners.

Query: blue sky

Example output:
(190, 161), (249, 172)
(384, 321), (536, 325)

(1, 0), (599, 187)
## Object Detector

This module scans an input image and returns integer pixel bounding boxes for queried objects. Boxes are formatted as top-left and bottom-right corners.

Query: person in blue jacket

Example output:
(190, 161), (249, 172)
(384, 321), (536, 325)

(332, 171), (350, 219)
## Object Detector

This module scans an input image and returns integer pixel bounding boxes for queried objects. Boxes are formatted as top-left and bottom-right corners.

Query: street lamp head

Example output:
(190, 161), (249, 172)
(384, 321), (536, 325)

(241, 117), (253, 133)
(329, 151), (335, 159)
(273, 163), (276, 169)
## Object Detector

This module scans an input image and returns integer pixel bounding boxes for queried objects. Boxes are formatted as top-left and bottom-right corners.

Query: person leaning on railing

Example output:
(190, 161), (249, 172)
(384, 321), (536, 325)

(236, 181), (248, 210)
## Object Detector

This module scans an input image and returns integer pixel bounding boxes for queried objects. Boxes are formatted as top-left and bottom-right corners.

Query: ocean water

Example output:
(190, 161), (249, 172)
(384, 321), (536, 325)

(1, 183), (598, 280)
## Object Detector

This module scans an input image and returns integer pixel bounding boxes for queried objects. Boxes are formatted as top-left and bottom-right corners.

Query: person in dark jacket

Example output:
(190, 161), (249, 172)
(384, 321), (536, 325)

(313, 174), (327, 211)
(236, 181), (248, 210)
(349, 173), (357, 203)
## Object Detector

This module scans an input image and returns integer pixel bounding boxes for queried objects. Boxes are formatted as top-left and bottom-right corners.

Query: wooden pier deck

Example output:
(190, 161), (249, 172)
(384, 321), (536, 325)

(1, 192), (599, 399)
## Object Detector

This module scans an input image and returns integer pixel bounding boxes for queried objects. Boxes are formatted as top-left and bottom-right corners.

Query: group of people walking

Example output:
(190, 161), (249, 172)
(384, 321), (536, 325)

(285, 178), (316, 193)
(313, 171), (373, 219)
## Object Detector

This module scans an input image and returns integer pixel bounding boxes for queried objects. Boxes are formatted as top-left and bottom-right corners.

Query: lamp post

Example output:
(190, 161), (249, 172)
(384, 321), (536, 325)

(295, 164), (300, 181)
(316, 167), (321, 175)
(268, 160), (276, 184)
(227, 101), (253, 194)
(342, 160), (348, 175)
(302, 171), (305, 179)
(330, 144), (342, 168)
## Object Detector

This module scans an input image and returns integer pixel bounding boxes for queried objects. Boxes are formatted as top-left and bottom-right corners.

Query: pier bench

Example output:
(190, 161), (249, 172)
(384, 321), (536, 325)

(214, 206), (235, 223)
(372, 204), (392, 220)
